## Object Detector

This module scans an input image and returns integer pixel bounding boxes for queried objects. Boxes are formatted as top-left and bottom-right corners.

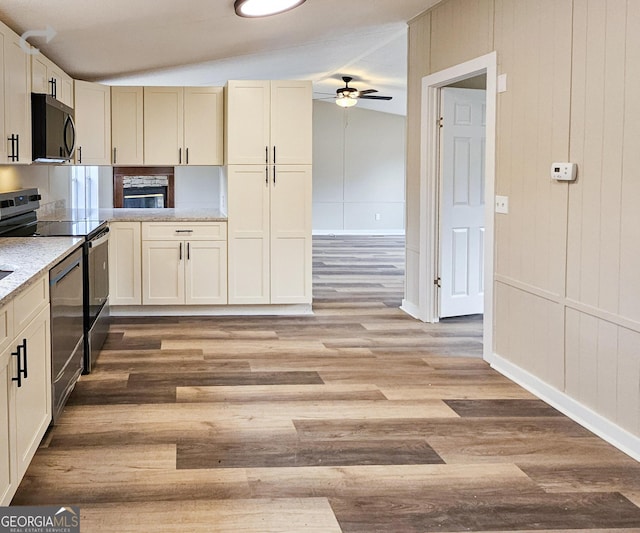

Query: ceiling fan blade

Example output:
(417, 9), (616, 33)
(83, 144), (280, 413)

(359, 95), (393, 101)
(358, 89), (378, 95)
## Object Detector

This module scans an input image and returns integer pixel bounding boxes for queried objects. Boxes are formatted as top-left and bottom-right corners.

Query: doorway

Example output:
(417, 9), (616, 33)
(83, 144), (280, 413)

(416, 52), (497, 362)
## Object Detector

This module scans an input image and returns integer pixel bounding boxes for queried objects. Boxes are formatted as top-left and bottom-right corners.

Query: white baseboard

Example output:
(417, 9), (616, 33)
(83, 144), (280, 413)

(491, 353), (640, 462)
(313, 230), (406, 236)
(111, 304), (313, 317)
(400, 299), (422, 320)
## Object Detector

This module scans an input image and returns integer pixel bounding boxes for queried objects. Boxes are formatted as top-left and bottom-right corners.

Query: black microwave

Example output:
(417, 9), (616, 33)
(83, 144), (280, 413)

(31, 93), (76, 163)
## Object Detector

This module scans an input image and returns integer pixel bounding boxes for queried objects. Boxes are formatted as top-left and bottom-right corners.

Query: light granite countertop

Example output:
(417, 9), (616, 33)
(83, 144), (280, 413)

(41, 208), (227, 222)
(0, 237), (83, 307)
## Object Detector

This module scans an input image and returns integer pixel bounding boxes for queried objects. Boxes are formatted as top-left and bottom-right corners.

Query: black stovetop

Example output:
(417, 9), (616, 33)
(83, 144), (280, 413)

(0, 211), (106, 238)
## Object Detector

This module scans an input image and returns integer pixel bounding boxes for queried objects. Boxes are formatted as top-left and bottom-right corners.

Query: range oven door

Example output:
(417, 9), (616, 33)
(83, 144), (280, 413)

(84, 226), (110, 373)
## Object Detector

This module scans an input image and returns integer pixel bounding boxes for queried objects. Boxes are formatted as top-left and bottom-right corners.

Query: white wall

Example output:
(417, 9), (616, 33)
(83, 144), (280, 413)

(0, 165), (72, 213)
(312, 101), (406, 234)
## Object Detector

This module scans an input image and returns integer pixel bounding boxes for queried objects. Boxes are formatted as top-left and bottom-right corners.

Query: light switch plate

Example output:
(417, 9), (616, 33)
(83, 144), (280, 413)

(495, 195), (509, 214)
(551, 162), (577, 181)
(497, 74), (508, 93)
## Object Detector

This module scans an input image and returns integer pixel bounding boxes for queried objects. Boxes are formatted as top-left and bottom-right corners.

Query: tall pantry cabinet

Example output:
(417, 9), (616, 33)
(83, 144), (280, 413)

(226, 80), (312, 305)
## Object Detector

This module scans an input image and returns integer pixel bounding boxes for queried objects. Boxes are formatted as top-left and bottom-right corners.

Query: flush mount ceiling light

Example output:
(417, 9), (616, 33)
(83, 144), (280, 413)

(235, 0), (307, 18)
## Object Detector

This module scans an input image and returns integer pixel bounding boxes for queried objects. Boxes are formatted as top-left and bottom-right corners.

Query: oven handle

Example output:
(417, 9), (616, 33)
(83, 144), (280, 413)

(89, 228), (110, 248)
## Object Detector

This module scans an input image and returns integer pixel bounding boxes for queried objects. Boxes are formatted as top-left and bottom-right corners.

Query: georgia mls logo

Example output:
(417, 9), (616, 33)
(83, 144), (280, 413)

(0, 505), (80, 533)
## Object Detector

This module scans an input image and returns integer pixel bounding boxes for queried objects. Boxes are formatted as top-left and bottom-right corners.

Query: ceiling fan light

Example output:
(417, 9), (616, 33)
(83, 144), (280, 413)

(235, 0), (307, 18)
(336, 96), (357, 108)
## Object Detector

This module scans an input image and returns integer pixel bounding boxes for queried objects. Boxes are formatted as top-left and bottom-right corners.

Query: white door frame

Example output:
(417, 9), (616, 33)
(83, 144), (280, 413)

(418, 52), (497, 363)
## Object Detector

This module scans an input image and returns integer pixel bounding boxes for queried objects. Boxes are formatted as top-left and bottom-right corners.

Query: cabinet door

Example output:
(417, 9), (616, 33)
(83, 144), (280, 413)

(142, 241), (185, 305)
(227, 166), (271, 304)
(109, 222), (142, 305)
(270, 165), (312, 304)
(14, 305), (51, 480)
(111, 87), (144, 165)
(74, 80), (111, 165)
(30, 54), (49, 95)
(144, 87), (184, 165)
(4, 30), (31, 164)
(59, 74), (74, 109)
(184, 86), (224, 165)
(0, 348), (16, 506)
(185, 241), (228, 305)
(270, 81), (312, 165)
(225, 81), (270, 165)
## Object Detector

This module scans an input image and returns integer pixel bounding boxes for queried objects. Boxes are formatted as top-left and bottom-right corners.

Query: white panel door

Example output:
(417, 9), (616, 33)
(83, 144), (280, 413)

(111, 86), (144, 165)
(14, 306), (50, 479)
(184, 87), (224, 165)
(270, 165), (312, 304)
(74, 80), (111, 165)
(225, 81), (270, 165)
(227, 165), (271, 304)
(185, 241), (227, 305)
(0, 347), (16, 506)
(144, 87), (184, 165)
(109, 222), (142, 306)
(4, 30), (31, 165)
(142, 241), (184, 305)
(439, 88), (486, 318)
(270, 81), (312, 165)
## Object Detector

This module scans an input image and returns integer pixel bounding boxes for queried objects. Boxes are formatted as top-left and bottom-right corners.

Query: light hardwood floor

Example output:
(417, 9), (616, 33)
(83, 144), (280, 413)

(13, 236), (640, 531)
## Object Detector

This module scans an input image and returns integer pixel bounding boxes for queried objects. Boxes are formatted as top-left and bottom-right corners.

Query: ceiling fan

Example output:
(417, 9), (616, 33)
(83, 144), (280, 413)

(333, 76), (393, 108)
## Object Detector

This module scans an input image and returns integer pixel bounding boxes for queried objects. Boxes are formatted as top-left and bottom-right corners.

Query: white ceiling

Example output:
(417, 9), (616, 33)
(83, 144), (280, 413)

(0, 0), (440, 115)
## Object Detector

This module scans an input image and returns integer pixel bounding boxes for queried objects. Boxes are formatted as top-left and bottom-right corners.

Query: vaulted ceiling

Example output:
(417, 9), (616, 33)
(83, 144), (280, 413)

(0, 0), (440, 115)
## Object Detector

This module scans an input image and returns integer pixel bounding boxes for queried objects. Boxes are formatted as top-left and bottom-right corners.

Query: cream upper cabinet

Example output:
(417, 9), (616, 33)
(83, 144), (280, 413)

(111, 86), (144, 165)
(144, 87), (184, 166)
(143, 86), (223, 166)
(184, 86), (224, 165)
(74, 80), (111, 165)
(109, 222), (142, 306)
(1, 22), (31, 165)
(31, 52), (74, 108)
(142, 222), (228, 306)
(226, 80), (312, 165)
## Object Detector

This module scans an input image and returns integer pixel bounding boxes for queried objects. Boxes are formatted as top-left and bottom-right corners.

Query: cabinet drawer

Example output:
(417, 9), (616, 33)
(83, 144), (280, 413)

(142, 222), (227, 241)
(0, 302), (13, 354)
(13, 275), (49, 334)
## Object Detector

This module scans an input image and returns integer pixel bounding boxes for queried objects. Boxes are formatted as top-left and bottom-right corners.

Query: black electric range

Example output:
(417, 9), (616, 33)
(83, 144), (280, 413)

(0, 188), (110, 376)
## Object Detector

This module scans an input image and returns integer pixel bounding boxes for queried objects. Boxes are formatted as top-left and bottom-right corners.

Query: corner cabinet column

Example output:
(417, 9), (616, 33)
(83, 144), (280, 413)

(226, 80), (313, 306)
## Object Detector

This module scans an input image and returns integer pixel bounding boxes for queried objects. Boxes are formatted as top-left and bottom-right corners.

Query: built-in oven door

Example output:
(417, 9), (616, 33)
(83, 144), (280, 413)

(87, 227), (109, 324)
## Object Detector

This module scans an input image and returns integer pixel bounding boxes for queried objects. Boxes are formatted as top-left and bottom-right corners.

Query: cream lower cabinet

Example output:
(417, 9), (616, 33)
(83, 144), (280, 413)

(109, 222), (142, 306)
(142, 222), (227, 305)
(0, 275), (51, 505)
(227, 165), (312, 305)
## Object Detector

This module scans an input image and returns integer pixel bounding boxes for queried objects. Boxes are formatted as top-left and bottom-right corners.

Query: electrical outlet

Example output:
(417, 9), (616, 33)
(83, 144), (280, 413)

(495, 195), (509, 214)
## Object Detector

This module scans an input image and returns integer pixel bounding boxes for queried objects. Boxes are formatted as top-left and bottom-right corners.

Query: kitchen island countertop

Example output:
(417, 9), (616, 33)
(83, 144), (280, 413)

(0, 237), (83, 306)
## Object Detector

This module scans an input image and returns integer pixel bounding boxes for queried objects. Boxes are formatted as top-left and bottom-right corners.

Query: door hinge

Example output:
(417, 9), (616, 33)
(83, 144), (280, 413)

(434, 277), (441, 288)
(438, 117), (443, 128)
